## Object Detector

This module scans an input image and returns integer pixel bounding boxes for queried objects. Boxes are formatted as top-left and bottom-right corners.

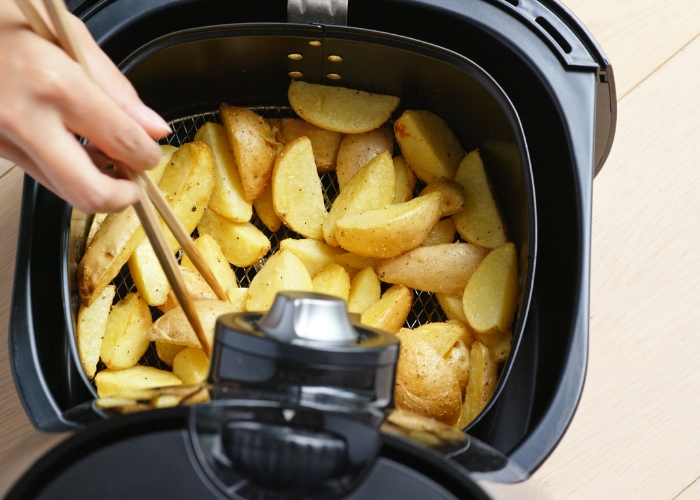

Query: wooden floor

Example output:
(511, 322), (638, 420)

(1, 1), (699, 497)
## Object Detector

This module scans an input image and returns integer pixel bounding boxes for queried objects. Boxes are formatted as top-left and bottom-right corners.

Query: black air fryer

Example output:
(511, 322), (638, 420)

(6, 0), (615, 497)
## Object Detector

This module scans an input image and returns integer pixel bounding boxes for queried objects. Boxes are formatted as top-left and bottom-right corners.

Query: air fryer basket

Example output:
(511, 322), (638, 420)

(65, 24), (536, 423)
(11, 0), (614, 477)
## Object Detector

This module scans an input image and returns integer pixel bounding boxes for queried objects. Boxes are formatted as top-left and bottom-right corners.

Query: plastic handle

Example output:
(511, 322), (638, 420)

(288, 0), (348, 25)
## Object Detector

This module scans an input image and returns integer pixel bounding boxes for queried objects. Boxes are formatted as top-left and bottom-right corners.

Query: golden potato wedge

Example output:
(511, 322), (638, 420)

(394, 328), (462, 425)
(269, 117), (343, 172)
(453, 149), (508, 248)
(462, 242), (518, 334)
(158, 266), (217, 313)
(128, 241), (170, 306)
(78, 206), (145, 307)
(445, 339), (470, 395)
(376, 243), (489, 294)
(227, 287), (249, 311)
(347, 267), (381, 314)
(386, 408), (466, 444)
(421, 218), (457, 247)
(335, 252), (378, 271)
(419, 179), (466, 217)
(288, 81), (400, 134)
(156, 341), (186, 367)
(393, 155), (416, 204)
(335, 192), (441, 258)
(253, 183), (282, 232)
(100, 293), (152, 370)
(456, 341), (498, 429)
(149, 299), (241, 348)
(95, 366), (182, 398)
(394, 110), (465, 183)
(336, 127), (394, 189)
(324, 151), (395, 246)
(312, 263), (350, 301)
(194, 122), (252, 223)
(361, 284), (412, 334)
(272, 137), (327, 240)
(85, 212), (108, 248)
(220, 104), (278, 201)
(412, 322), (463, 357)
(197, 209), (270, 267)
(437, 293), (468, 324)
(76, 285), (116, 379)
(172, 347), (210, 384)
(148, 144), (178, 185)
(246, 250), (314, 312)
(279, 238), (345, 277)
(472, 330), (513, 364)
(181, 233), (238, 292)
(446, 319), (475, 347)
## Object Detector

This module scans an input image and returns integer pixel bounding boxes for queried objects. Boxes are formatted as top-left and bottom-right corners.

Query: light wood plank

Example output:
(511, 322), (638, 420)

(676, 477), (700, 500)
(534, 29), (700, 500)
(561, 0), (700, 99)
(0, 167), (35, 458)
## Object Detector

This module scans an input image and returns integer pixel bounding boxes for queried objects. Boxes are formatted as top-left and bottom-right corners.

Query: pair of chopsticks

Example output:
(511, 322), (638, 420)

(15, 0), (227, 355)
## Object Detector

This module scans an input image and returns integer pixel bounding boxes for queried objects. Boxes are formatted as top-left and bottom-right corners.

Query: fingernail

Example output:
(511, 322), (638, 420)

(138, 105), (172, 135)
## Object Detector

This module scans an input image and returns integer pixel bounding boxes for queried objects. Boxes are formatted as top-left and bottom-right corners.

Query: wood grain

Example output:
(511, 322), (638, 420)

(562, 0), (700, 99)
(533, 25), (700, 500)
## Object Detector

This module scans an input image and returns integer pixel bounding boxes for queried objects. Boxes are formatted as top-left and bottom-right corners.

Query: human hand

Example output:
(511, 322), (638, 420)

(0, 0), (171, 213)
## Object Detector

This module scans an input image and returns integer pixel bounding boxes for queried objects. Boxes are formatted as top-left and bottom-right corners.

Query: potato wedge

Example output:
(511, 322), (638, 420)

(181, 233), (238, 292)
(312, 263), (350, 301)
(456, 341), (498, 428)
(336, 127), (394, 189)
(394, 328), (462, 425)
(412, 322), (463, 357)
(361, 284), (412, 334)
(128, 241), (170, 306)
(436, 293), (468, 324)
(335, 252), (378, 271)
(272, 137), (327, 240)
(394, 110), (465, 183)
(95, 366), (182, 398)
(148, 144), (178, 185)
(279, 238), (345, 277)
(335, 192), (441, 258)
(172, 347), (210, 384)
(445, 339), (470, 395)
(288, 81), (399, 134)
(85, 212), (108, 249)
(149, 299), (241, 348)
(78, 206), (145, 307)
(462, 242), (518, 334)
(376, 243), (489, 294)
(227, 287), (249, 311)
(472, 330), (513, 364)
(393, 155), (416, 204)
(269, 118), (343, 172)
(253, 183), (282, 232)
(347, 267), (381, 314)
(246, 250), (314, 312)
(76, 285), (116, 378)
(220, 104), (278, 201)
(447, 319), (475, 347)
(420, 179), (466, 217)
(197, 209), (270, 267)
(194, 122), (252, 223)
(324, 151), (395, 246)
(156, 341), (186, 367)
(158, 266), (218, 313)
(421, 218), (457, 247)
(100, 293), (152, 370)
(453, 149), (507, 248)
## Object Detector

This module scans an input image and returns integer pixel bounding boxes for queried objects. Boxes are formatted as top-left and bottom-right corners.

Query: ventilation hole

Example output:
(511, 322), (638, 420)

(502, 0), (518, 6)
(536, 17), (572, 54)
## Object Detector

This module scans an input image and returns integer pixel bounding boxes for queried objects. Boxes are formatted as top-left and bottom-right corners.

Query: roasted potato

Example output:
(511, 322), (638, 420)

(361, 284), (413, 334)
(347, 267), (381, 314)
(100, 293), (152, 370)
(269, 117), (343, 172)
(279, 238), (345, 277)
(246, 250), (313, 312)
(473, 330), (513, 364)
(172, 347), (210, 384)
(456, 341), (498, 428)
(335, 192), (442, 258)
(288, 81), (400, 134)
(158, 266), (218, 314)
(445, 340), (470, 395)
(376, 243), (490, 294)
(253, 183), (282, 232)
(412, 322), (463, 357)
(194, 122), (252, 223)
(220, 104), (278, 201)
(180, 233), (238, 292)
(76, 285), (115, 378)
(156, 341), (186, 367)
(421, 218), (457, 246)
(453, 149), (508, 248)
(394, 110), (465, 183)
(95, 366), (182, 398)
(336, 127), (394, 189)
(335, 252), (378, 271)
(312, 263), (350, 301)
(419, 179), (466, 217)
(436, 293), (468, 324)
(272, 137), (327, 240)
(392, 155), (416, 204)
(323, 150), (395, 246)
(197, 209), (270, 267)
(462, 242), (518, 334)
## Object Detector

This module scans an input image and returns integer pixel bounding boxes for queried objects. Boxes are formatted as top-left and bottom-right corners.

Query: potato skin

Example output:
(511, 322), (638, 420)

(336, 127), (394, 189)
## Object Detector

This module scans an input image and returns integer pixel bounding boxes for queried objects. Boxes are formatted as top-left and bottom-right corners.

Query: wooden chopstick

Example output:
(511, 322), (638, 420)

(15, 0), (219, 354)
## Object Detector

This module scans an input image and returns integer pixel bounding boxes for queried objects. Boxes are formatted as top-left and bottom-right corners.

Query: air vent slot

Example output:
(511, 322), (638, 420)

(536, 16), (572, 54)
